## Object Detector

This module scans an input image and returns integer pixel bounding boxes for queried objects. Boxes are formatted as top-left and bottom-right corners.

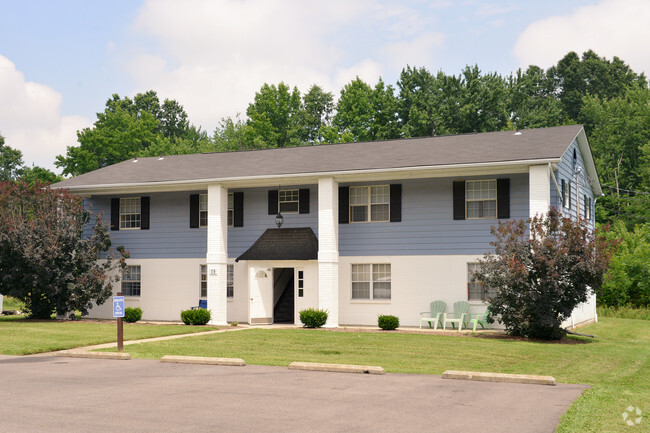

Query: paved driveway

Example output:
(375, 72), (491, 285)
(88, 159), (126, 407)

(0, 355), (586, 433)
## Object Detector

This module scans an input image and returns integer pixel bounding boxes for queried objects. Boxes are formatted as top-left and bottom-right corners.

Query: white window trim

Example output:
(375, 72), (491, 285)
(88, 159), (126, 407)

(467, 262), (496, 302)
(119, 197), (142, 230)
(122, 265), (141, 297)
(465, 180), (497, 220)
(200, 265), (208, 298)
(199, 193), (234, 228)
(279, 189), (299, 214)
(349, 185), (390, 223)
(351, 263), (391, 301)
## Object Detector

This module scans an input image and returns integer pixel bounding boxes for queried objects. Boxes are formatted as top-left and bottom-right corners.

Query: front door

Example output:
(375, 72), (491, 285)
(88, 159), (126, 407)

(249, 267), (273, 324)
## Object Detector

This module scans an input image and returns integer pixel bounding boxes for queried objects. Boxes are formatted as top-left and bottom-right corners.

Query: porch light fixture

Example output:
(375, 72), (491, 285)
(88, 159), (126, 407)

(275, 212), (284, 228)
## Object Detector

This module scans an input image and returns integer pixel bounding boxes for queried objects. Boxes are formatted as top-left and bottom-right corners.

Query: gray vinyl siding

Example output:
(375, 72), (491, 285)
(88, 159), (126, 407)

(228, 186), (319, 257)
(88, 192), (208, 259)
(551, 139), (595, 230)
(338, 174), (529, 256)
(87, 175), (528, 259)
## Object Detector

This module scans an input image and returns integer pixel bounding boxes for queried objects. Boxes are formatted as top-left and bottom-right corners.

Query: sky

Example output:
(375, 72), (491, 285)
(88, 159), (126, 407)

(1, 0), (649, 173)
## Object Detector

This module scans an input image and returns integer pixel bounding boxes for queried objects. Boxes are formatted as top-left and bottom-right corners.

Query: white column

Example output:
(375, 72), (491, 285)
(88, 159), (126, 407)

(318, 177), (339, 327)
(529, 165), (551, 219)
(206, 184), (228, 325)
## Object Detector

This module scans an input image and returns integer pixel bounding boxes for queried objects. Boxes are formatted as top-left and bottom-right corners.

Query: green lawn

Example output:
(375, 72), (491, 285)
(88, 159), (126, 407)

(107, 318), (648, 433)
(0, 316), (216, 355)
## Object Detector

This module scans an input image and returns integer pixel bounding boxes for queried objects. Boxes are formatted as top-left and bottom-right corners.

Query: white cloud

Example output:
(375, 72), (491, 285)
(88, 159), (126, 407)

(513, 0), (650, 74)
(0, 55), (91, 172)
(125, 0), (447, 131)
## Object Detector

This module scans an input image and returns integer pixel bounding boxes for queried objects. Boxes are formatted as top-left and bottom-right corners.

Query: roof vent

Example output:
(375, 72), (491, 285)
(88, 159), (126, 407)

(514, 131), (522, 136)
(158, 156), (164, 160)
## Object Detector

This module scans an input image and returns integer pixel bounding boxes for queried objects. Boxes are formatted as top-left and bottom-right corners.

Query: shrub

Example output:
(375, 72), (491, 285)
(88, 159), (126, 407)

(378, 315), (399, 330)
(180, 308), (212, 325)
(597, 306), (650, 320)
(473, 208), (615, 340)
(124, 307), (142, 323)
(299, 308), (328, 328)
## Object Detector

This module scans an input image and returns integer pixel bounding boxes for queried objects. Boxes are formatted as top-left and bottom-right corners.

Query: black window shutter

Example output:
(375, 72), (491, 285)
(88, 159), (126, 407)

(299, 189), (310, 214)
(140, 197), (150, 230)
(110, 198), (120, 231)
(453, 181), (465, 220)
(189, 194), (199, 228)
(497, 179), (510, 219)
(268, 190), (278, 215)
(233, 192), (244, 227)
(339, 186), (349, 224)
(389, 184), (402, 222)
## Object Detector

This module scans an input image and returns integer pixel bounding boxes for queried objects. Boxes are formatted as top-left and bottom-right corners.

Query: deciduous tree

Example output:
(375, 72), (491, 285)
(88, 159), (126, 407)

(473, 208), (614, 339)
(0, 181), (127, 318)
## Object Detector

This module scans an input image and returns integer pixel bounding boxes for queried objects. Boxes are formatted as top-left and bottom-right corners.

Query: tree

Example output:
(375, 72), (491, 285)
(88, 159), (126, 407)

(0, 180), (127, 318)
(548, 50), (647, 121)
(581, 87), (650, 226)
(397, 66), (438, 137)
(507, 66), (568, 129)
(332, 77), (400, 142)
(300, 84), (334, 144)
(55, 91), (193, 176)
(0, 135), (24, 181)
(245, 82), (303, 148)
(473, 208), (614, 339)
(600, 222), (650, 308)
(18, 165), (63, 186)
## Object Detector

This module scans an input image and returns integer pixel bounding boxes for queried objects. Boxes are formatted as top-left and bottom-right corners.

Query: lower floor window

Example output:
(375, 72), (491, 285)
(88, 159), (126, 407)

(200, 264), (234, 298)
(122, 265), (141, 297)
(467, 263), (497, 301)
(352, 264), (391, 300)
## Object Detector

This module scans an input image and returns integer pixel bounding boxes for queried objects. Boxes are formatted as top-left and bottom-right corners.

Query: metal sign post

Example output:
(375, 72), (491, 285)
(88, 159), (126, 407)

(113, 293), (125, 352)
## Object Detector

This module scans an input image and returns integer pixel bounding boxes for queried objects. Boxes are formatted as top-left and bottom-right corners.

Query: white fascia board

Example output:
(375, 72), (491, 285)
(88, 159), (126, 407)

(59, 157), (562, 196)
(574, 128), (603, 196)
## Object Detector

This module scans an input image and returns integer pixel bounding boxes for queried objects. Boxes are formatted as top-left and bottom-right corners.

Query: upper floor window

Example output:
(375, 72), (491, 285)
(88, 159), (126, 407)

(562, 179), (571, 209)
(227, 193), (234, 227)
(122, 265), (141, 297)
(120, 197), (141, 229)
(584, 195), (592, 220)
(351, 263), (391, 300)
(350, 185), (390, 223)
(466, 180), (496, 219)
(279, 189), (299, 213)
(199, 194), (208, 227)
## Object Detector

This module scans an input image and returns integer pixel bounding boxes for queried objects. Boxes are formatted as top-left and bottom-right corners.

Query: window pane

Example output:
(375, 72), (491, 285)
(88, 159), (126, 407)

(349, 187), (368, 205)
(370, 185), (389, 204)
(227, 264), (234, 297)
(199, 194), (208, 211)
(350, 205), (368, 222)
(280, 201), (299, 213)
(122, 266), (141, 297)
(201, 211), (209, 227)
(352, 264), (370, 282)
(371, 204), (389, 221)
(120, 198), (141, 229)
(373, 282), (391, 299)
(352, 282), (370, 299)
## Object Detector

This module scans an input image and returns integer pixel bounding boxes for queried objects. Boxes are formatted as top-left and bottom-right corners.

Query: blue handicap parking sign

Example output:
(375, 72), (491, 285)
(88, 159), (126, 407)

(113, 296), (125, 318)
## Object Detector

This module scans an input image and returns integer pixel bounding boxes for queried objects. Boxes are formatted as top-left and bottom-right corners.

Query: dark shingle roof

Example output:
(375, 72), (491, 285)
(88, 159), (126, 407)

(53, 125), (584, 189)
(236, 228), (318, 262)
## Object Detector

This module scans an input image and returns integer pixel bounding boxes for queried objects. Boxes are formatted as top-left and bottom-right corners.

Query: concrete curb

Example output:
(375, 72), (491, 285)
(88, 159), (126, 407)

(442, 370), (556, 386)
(289, 361), (385, 375)
(55, 350), (130, 360)
(161, 355), (245, 366)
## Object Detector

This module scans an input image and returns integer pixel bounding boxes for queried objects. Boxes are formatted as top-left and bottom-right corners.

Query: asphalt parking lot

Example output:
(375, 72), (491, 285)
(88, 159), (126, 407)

(0, 355), (587, 433)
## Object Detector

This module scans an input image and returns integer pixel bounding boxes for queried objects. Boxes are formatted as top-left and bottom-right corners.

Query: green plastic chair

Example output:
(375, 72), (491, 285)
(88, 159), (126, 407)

(468, 310), (491, 331)
(443, 301), (470, 331)
(419, 301), (446, 329)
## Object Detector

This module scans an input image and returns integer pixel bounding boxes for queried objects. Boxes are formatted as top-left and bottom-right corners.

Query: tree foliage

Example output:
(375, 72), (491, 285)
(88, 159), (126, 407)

(473, 208), (615, 339)
(600, 222), (650, 308)
(55, 91), (198, 176)
(0, 134), (24, 181)
(0, 181), (127, 318)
